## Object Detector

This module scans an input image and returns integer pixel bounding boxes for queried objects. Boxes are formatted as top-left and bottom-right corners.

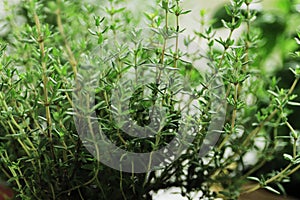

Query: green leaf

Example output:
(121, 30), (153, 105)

(88, 29), (97, 35)
(267, 90), (278, 97)
(181, 10), (191, 15)
(247, 176), (260, 182)
(264, 186), (280, 195)
(200, 9), (206, 17)
(162, 0), (168, 10)
(295, 37), (300, 45)
(287, 101), (300, 106)
(283, 153), (293, 162)
(221, 19), (231, 29)
(114, 7), (126, 14)
(0, 43), (7, 57)
(98, 33), (104, 44)
(224, 4), (232, 16)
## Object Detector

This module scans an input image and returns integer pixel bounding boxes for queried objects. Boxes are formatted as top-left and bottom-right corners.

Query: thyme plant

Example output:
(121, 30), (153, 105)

(0, 0), (300, 199)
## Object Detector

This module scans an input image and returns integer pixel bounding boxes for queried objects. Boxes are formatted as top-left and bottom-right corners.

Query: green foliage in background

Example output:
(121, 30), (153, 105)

(0, 0), (300, 199)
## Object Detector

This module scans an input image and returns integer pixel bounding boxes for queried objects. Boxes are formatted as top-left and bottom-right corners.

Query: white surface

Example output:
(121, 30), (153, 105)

(153, 187), (203, 200)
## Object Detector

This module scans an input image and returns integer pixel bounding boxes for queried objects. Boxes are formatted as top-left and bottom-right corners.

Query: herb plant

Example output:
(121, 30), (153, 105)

(0, 0), (300, 199)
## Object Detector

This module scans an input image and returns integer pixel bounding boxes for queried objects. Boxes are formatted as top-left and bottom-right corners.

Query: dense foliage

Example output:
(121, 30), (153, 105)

(0, 0), (300, 199)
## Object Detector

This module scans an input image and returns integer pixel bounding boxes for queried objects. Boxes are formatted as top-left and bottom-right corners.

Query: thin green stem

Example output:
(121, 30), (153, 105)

(33, 11), (57, 164)
(56, 0), (78, 79)
(242, 164), (293, 194)
(119, 163), (127, 200)
(217, 83), (238, 151)
(174, 1), (179, 69)
(156, 9), (168, 85)
(285, 121), (297, 158)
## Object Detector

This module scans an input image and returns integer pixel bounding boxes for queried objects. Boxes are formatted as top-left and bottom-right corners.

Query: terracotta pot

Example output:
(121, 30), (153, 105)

(0, 185), (13, 200)
(239, 189), (298, 200)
